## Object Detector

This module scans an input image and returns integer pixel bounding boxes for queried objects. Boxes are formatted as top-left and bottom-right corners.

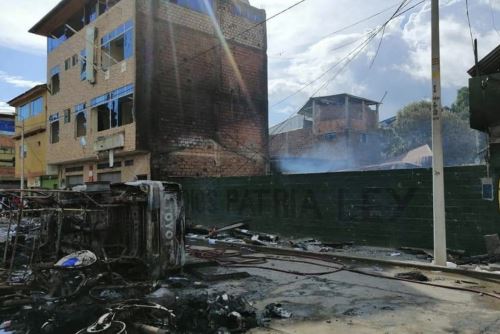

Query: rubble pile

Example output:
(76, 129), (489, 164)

(0, 248), (262, 334)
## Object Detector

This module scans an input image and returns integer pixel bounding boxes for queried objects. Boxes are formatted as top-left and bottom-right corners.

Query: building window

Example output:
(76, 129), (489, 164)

(64, 109), (71, 123)
(124, 159), (134, 166)
(97, 161), (122, 169)
(49, 66), (60, 95)
(91, 84), (134, 132)
(75, 103), (87, 137)
(230, 1), (264, 22)
(18, 97), (44, 120)
(85, 1), (98, 24)
(65, 166), (84, 173)
(98, 171), (122, 184)
(324, 132), (337, 141)
(169, 0), (213, 15)
(101, 21), (134, 70)
(49, 113), (60, 144)
(47, 32), (68, 53)
(76, 113), (87, 137)
(72, 54), (79, 66)
(64, 58), (71, 70)
(67, 175), (84, 187)
(80, 49), (87, 81)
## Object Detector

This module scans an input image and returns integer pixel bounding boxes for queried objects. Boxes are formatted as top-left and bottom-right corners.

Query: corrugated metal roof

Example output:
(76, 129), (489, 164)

(468, 44), (500, 76)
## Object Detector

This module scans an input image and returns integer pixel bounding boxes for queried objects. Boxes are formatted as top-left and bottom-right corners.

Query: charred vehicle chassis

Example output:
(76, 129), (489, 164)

(1, 181), (185, 279)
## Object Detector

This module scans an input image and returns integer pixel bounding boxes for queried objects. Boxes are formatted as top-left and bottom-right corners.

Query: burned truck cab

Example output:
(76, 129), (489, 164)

(40, 181), (185, 279)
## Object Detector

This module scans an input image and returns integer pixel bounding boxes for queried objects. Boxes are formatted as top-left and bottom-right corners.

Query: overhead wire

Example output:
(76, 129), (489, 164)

(269, 0), (425, 140)
(269, 0), (406, 59)
(369, 0), (410, 69)
(488, 0), (500, 38)
(20, 0), (310, 174)
(465, 0), (476, 54)
(162, 0), (308, 76)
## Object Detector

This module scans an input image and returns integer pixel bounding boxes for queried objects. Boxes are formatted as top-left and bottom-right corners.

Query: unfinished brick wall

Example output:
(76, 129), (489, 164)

(135, 0), (268, 178)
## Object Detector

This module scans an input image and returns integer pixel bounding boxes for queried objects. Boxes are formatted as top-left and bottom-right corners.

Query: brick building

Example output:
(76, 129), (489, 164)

(29, 0), (268, 187)
(270, 94), (381, 173)
(8, 85), (59, 189)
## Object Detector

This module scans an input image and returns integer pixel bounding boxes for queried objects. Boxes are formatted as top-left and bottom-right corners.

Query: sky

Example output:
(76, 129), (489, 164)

(0, 0), (500, 125)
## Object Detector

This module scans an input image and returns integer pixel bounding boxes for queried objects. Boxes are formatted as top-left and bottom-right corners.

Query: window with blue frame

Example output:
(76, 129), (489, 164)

(0, 120), (15, 134)
(91, 84), (134, 131)
(49, 113), (60, 144)
(230, 2), (265, 23)
(48, 34), (67, 53)
(18, 97), (44, 121)
(168, 0), (214, 15)
(101, 21), (134, 70)
(50, 66), (60, 95)
(80, 49), (87, 81)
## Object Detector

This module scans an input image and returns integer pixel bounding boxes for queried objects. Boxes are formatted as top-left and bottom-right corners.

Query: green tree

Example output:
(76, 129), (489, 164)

(386, 100), (480, 166)
(450, 87), (470, 120)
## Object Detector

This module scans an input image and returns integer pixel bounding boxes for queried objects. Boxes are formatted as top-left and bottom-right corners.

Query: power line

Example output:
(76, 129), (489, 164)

(163, 0), (308, 75)
(271, 0), (425, 110)
(465, 0), (476, 54)
(370, 0), (411, 68)
(270, 1), (406, 58)
(488, 0), (500, 38)
(269, 0), (425, 142)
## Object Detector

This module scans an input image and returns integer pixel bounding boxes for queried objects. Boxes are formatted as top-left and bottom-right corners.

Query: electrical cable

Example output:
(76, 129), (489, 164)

(162, 0), (308, 76)
(488, 0), (500, 38)
(188, 245), (500, 300)
(269, 0), (406, 59)
(268, 0), (425, 141)
(465, 0), (476, 55)
(369, 0), (410, 68)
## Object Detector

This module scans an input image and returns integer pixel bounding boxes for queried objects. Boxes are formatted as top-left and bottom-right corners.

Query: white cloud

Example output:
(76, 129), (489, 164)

(257, 0), (500, 125)
(397, 1), (499, 88)
(484, 0), (500, 11)
(0, 101), (15, 114)
(0, 71), (43, 89)
(0, 0), (59, 54)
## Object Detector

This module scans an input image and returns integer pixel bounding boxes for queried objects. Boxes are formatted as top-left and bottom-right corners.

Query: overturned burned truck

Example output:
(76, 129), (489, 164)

(2, 181), (185, 279)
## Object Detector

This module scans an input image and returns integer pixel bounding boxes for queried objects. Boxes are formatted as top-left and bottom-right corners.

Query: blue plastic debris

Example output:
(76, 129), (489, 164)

(61, 257), (79, 267)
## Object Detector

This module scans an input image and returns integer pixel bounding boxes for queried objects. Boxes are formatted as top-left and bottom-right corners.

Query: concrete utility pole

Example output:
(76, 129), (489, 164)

(431, 0), (447, 266)
(20, 120), (24, 190)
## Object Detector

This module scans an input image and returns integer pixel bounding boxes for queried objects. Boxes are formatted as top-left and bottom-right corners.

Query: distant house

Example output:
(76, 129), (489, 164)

(361, 145), (433, 171)
(270, 93), (381, 173)
(379, 116), (396, 129)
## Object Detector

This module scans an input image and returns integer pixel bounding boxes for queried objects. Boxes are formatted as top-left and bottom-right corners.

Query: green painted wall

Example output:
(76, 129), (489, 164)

(41, 176), (58, 190)
(177, 166), (499, 255)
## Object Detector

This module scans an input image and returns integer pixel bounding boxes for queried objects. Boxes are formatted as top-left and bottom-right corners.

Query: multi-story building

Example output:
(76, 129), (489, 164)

(270, 94), (381, 172)
(0, 112), (16, 188)
(8, 85), (58, 189)
(29, 0), (268, 187)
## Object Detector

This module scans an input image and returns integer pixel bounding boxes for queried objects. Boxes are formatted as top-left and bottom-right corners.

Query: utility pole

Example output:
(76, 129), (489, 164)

(20, 119), (24, 190)
(431, 0), (447, 266)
